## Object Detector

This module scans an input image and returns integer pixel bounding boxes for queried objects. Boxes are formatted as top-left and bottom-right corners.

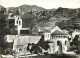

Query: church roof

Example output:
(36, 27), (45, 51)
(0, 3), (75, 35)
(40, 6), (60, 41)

(51, 30), (68, 35)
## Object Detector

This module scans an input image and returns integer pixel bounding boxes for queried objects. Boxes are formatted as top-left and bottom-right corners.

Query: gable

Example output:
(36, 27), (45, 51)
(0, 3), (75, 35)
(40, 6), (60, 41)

(51, 30), (68, 35)
(50, 26), (62, 34)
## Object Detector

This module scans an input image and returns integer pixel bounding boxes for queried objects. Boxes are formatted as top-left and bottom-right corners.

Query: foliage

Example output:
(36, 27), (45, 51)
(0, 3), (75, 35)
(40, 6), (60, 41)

(70, 35), (80, 54)
(76, 41), (80, 54)
(0, 8), (8, 54)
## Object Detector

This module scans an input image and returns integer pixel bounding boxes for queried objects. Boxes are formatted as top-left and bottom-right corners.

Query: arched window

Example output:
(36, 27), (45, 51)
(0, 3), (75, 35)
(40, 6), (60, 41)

(18, 18), (19, 20)
(57, 41), (60, 46)
(65, 41), (67, 45)
(19, 21), (21, 25)
(17, 20), (18, 24)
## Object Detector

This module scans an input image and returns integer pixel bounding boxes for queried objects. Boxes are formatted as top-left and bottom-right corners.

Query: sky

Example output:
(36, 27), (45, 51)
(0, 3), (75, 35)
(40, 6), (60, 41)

(0, 0), (80, 9)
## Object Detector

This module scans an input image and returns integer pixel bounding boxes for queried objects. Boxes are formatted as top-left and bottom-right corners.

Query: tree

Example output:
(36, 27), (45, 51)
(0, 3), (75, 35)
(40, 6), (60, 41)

(0, 8), (8, 54)
(70, 35), (80, 54)
(76, 41), (80, 54)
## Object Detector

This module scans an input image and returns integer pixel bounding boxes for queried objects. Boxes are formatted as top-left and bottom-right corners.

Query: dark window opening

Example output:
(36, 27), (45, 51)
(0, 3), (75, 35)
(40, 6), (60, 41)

(20, 30), (30, 35)
(18, 18), (19, 20)
(57, 41), (60, 46)
(65, 41), (67, 45)
(19, 21), (21, 25)
(17, 20), (18, 24)
(19, 48), (22, 51)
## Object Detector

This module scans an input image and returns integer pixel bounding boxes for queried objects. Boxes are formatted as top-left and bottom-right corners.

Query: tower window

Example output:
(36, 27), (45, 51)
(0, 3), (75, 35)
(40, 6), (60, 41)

(19, 21), (21, 25)
(17, 20), (18, 24)
(65, 41), (67, 45)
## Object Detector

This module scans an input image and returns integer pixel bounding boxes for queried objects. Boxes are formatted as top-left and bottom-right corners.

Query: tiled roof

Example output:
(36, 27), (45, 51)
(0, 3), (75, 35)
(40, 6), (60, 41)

(51, 30), (68, 35)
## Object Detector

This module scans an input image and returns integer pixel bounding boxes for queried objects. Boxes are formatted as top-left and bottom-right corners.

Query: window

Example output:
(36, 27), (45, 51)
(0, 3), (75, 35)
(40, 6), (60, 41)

(46, 34), (47, 38)
(18, 18), (19, 20)
(58, 36), (60, 38)
(17, 20), (18, 24)
(48, 34), (49, 38)
(45, 33), (50, 38)
(19, 21), (21, 25)
(65, 41), (67, 45)
(57, 41), (60, 46)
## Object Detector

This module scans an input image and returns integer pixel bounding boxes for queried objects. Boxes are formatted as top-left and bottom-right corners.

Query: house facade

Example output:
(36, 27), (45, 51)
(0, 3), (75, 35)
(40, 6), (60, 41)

(40, 26), (70, 54)
(49, 30), (69, 54)
(5, 35), (41, 55)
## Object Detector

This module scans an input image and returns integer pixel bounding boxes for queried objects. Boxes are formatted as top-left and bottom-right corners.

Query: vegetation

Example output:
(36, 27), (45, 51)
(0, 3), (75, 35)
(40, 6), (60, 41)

(70, 35), (80, 54)
(0, 6), (9, 54)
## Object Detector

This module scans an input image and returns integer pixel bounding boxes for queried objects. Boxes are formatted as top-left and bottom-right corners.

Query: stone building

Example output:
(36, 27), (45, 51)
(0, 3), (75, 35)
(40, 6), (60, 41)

(5, 26), (75, 55)
(5, 35), (41, 55)
(40, 26), (70, 54)
(7, 15), (22, 35)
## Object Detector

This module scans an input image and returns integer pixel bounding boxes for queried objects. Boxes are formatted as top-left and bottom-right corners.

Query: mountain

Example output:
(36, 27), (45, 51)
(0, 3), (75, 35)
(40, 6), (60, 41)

(53, 7), (80, 30)
(52, 7), (78, 19)
(19, 4), (46, 11)
(7, 5), (80, 29)
(32, 7), (80, 27)
(18, 7), (80, 28)
(8, 4), (46, 14)
(21, 9), (56, 27)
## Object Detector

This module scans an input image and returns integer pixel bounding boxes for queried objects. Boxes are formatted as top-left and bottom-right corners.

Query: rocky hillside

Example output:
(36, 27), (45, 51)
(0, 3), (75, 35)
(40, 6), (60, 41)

(22, 7), (80, 28)
(7, 5), (80, 29)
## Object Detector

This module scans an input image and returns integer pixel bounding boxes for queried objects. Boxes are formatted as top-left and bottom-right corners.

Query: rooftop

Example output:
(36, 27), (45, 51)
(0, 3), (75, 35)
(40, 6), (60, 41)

(51, 30), (68, 35)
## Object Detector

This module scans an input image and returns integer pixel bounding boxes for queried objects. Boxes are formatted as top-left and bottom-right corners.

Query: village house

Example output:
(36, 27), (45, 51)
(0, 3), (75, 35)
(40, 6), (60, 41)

(5, 35), (41, 55)
(36, 26), (70, 54)
(13, 35), (41, 55)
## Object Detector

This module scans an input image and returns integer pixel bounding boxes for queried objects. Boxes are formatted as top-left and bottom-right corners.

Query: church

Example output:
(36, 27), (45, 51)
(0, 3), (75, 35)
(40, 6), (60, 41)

(5, 13), (75, 55)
